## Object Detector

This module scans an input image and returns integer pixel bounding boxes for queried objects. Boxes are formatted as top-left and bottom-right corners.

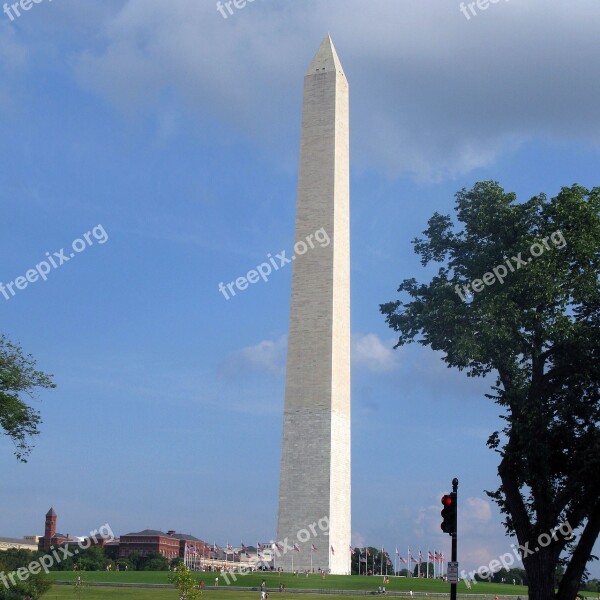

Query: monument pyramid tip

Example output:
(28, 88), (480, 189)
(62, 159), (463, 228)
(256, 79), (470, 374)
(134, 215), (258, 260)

(306, 33), (345, 76)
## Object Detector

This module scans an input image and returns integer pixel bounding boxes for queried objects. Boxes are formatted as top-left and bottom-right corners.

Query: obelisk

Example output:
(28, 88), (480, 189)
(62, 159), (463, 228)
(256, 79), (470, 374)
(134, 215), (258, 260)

(276, 34), (351, 575)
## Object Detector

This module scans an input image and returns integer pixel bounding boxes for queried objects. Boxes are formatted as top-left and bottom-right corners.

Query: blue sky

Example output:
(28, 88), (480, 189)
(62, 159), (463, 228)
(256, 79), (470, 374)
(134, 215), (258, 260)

(1, 0), (599, 577)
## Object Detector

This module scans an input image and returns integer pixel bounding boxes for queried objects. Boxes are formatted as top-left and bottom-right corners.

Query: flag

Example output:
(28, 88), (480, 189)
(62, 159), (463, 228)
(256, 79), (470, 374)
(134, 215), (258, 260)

(349, 545), (354, 554)
(293, 544), (300, 552)
(241, 543), (248, 552)
(395, 548), (400, 557)
(331, 546), (335, 555)
(275, 543), (284, 552)
(311, 544), (317, 552)
(366, 548), (370, 556)
(400, 557), (407, 564)
(258, 543), (265, 551)
(245, 552), (251, 558)
(428, 551), (434, 561)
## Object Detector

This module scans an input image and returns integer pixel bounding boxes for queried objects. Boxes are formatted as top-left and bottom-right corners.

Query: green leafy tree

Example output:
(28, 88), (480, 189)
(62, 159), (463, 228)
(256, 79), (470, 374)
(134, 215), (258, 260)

(143, 552), (169, 571)
(413, 562), (433, 578)
(125, 551), (143, 571)
(381, 182), (600, 600)
(169, 562), (201, 600)
(0, 552), (51, 600)
(75, 546), (110, 571)
(0, 335), (55, 461)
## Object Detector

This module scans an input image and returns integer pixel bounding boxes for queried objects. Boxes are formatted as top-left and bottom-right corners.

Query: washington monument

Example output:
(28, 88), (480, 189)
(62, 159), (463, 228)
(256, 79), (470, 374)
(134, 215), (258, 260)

(276, 34), (351, 575)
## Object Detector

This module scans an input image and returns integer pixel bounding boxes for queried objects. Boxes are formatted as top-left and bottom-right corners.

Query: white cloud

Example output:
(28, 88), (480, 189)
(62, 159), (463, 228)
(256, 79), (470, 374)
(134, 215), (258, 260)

(352, 333), (399, 373)
(220, 335), (287, 378)
(352, 532), (366, 549)
(71, 0), (600, 180)
(463, 497), (492, 523)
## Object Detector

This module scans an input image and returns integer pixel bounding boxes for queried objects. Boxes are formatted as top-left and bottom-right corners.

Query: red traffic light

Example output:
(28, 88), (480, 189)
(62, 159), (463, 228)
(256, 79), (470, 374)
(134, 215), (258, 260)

(441, 492), (457, 535)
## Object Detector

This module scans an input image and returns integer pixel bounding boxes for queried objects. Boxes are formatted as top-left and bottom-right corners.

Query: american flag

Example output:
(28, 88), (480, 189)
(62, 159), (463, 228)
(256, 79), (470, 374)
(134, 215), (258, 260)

(331, 546), (335, 555)
(395, 548), (400, 557)
(311, 544), (317, 552)
(428, 551), (434, 560)
(275, 542), (284, 552)
(214, 543), (220, 554)
(241, 543), (248, 552)
(400, 557), (407, 564)
(293, 544), (300, 552)
(258, 543), (265, 551)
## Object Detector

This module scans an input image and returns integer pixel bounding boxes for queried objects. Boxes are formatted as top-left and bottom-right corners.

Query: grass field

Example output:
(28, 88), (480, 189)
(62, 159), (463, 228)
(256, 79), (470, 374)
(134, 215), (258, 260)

(48, 571), (530, 596)
(46, 571), (600, 599)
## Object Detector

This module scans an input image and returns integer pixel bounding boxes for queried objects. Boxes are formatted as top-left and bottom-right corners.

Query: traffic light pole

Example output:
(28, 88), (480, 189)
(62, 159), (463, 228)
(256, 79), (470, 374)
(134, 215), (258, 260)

(450, 478), (458, 600)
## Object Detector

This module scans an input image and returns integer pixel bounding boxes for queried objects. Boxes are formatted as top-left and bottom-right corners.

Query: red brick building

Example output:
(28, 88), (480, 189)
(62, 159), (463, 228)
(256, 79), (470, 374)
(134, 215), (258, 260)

(118, 530), (208, 560)
(38, 508), (74, 551)
(167, 531), (210, 559)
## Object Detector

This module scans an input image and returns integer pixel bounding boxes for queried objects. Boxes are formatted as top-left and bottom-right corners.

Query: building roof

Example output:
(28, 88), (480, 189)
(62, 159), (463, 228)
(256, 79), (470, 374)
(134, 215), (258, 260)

(0, 536), (38, 545)
(46, 507), (56, 517)
(169, 533), (204, 542)
(122, 529), (169, 537)
(121, 529), (204, 542)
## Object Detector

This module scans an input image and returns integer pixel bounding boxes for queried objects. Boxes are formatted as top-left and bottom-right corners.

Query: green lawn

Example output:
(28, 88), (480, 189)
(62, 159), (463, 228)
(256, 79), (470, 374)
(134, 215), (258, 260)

(48, 571), (530, 596)
(47, 585), (178, 599)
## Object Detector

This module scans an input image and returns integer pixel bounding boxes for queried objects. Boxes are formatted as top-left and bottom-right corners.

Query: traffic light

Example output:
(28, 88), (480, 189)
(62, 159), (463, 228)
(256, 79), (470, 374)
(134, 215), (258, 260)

(441, 492), (457, 534)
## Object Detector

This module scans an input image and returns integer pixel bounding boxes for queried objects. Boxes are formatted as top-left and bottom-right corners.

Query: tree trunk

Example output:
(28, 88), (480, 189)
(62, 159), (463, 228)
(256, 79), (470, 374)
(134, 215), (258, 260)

(556, 504), (600, 600)
(524, 549), (556, 600)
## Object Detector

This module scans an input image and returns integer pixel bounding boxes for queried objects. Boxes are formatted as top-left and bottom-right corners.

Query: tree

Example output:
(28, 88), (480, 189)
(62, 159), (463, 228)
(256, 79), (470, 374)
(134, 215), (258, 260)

(0, 551), (51, 600)
(0, 335), (55, 461)
(168, 562), (201, 600)
(413, 562), (433, 578)
(143, 552), (169, 571)
(380, 182), (600, 600)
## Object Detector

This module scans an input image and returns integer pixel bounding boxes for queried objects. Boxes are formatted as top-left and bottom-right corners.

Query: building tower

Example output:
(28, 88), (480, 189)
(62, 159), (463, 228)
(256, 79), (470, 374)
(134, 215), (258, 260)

(41, 507), (56, 550)
(276, 34), (351, 575)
